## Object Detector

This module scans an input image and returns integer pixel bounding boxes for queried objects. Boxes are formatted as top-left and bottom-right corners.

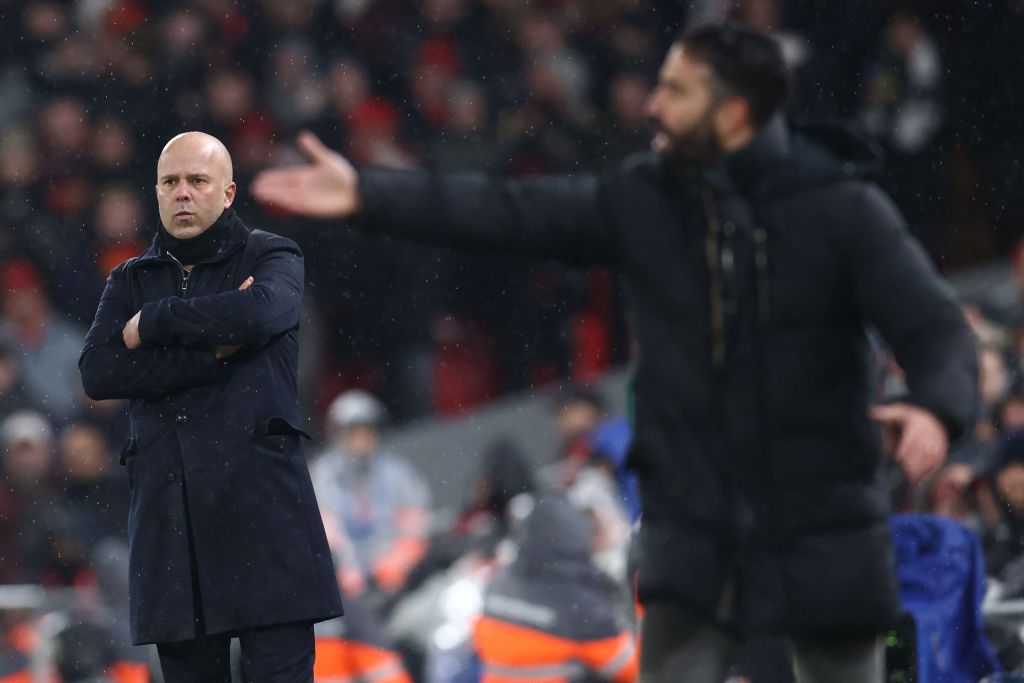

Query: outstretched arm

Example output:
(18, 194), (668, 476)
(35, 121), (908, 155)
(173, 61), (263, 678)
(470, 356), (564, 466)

(135, 237), (303, 349)
(252, 132), (619, 267)
(79, 267), (224, 401)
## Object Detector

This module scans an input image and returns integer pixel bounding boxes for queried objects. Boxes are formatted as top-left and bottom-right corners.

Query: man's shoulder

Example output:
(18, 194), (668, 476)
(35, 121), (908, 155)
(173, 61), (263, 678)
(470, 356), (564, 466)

(109, 253), (148, 278)
(245, 227), (303, 257)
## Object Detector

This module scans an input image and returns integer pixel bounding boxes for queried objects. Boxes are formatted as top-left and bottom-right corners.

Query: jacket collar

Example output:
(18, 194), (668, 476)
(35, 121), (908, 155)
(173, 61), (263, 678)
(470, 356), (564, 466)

(135, 209), (249, 268)
(702, 113), (790, 196)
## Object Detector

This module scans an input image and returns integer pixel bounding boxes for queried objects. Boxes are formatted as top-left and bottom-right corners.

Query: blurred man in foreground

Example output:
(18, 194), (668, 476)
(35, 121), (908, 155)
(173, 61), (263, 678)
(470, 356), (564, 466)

(253, 23), (977, 683)
(80, 132), (341, 681)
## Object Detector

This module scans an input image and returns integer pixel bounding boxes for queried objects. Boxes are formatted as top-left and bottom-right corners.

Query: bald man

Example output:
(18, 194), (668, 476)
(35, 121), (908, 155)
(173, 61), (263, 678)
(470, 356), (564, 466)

(80, 132), (343, 682)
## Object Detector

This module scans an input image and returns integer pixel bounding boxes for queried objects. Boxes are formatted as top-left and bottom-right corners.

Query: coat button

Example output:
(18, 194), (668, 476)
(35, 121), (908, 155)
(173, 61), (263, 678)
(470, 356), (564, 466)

(167, 472), (177, 482)
(175, 413), (188, 424)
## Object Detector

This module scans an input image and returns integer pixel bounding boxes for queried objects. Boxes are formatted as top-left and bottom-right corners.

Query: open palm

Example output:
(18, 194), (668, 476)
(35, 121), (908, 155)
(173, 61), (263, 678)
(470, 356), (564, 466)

(252, 131), (361, 218)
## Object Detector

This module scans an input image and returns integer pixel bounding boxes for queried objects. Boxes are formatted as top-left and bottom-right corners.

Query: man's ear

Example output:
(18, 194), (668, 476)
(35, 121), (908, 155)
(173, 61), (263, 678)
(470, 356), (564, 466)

(714, 96), (752, 139)
(224, 181), (237, 208)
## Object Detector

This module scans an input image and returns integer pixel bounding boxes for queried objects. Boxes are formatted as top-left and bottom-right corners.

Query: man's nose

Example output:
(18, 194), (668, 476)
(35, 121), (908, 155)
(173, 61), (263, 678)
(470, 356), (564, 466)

(645, 92), (660, 119)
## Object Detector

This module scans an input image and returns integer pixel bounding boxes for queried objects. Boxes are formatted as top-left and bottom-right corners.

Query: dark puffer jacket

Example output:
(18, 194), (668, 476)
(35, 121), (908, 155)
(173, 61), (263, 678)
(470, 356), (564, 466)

(355, 115), (978, 635)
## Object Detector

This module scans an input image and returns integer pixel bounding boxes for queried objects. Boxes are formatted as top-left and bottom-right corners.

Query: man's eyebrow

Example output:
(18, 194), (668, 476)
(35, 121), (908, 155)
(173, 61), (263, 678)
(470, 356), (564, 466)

(659, 75), (683, 90)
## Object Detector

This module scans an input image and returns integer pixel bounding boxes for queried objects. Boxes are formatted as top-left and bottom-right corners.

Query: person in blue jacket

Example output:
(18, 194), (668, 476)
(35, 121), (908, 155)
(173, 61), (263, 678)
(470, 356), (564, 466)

(79, 132), (342, 682)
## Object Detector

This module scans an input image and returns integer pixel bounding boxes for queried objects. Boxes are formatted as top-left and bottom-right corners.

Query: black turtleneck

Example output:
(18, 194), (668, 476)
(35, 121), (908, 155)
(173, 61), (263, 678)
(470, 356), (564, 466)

(159, 208), (239, 266)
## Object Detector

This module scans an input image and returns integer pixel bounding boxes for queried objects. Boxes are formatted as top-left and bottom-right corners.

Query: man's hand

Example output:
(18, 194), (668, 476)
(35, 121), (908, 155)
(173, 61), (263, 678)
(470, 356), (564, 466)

(214, 276), (254, 360)
(870, 403), (949, 485)
(123, 312), (142, 349)
(251, 131), (361, 218)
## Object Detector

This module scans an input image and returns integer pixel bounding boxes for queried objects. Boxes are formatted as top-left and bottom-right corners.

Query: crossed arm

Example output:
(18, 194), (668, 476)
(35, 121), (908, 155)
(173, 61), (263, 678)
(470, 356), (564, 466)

(79, 242), (303, 401)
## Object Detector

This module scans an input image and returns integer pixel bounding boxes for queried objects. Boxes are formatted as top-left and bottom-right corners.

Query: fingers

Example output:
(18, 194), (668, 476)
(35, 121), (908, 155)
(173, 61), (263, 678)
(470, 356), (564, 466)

(297, 130), (331, 163)
(122, 312), (142, 349)
(251, 171), (308, 210)
(869, 404), (904, 425)
(894, 420), (947, 485)
(238, 276), (254, 290)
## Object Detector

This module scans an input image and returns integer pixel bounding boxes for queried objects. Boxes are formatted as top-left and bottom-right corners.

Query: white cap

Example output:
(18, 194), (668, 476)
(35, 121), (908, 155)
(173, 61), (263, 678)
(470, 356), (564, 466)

(1, 411), (53, 446)
(327, 390), (386, 429)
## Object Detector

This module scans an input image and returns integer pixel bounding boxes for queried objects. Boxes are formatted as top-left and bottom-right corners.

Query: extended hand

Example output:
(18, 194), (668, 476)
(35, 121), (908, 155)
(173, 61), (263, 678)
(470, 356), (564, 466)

(251, 131), (361, 218)
(215, 276), (254, 360)
(123, 311), (142, 349)
(870, 403), (949, 485)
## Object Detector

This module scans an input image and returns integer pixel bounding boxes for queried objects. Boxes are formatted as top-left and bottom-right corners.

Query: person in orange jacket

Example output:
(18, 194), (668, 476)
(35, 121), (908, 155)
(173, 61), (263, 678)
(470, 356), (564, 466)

(474, 493), (637, 683)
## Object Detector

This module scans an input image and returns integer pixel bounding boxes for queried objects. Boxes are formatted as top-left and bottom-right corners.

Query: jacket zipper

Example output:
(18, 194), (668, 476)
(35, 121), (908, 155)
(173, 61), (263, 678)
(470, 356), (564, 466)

(702, 187), (727, 369)
(166, 252), (192, 298)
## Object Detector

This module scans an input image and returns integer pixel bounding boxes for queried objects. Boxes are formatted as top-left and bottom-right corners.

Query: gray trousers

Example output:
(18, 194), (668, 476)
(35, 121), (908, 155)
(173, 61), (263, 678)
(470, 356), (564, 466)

(639, 602), (885, 683)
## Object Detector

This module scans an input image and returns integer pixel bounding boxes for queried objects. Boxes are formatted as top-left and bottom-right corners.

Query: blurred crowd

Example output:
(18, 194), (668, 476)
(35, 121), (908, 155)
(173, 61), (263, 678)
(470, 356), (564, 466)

(0, 0), (1023, 679)
(1, 0), (1023, 422)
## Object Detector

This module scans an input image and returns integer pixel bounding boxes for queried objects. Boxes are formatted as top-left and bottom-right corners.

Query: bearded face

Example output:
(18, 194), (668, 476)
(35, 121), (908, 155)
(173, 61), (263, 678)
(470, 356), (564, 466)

(645, 44), (729, 166)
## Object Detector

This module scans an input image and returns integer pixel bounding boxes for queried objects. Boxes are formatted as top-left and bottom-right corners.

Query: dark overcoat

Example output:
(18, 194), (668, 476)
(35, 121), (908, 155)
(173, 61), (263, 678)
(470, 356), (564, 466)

(79, 209), (343, 644)
(354, 116), (978, 636)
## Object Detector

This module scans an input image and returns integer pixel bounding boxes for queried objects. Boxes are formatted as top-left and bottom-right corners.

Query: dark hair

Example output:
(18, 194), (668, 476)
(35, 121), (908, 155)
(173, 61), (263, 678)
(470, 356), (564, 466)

(677, 22), (791, 126)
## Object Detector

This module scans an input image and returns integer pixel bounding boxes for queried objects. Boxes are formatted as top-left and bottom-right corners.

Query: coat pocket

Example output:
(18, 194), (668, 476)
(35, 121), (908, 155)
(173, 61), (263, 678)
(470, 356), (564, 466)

(252, 416), (311, 440)
(119, 438), (138, 466)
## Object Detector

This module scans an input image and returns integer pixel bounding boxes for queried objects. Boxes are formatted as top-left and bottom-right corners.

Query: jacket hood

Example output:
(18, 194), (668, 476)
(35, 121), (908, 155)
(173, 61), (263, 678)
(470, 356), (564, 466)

(696, 114), (885, 198)
(789, 119), (885, 182)
(514, 493), (594, 574)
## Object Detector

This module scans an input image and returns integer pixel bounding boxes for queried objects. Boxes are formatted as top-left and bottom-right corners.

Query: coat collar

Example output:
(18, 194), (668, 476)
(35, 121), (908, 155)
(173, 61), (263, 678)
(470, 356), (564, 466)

(702, 114), (791, 196)
(134, 209), (249, 268)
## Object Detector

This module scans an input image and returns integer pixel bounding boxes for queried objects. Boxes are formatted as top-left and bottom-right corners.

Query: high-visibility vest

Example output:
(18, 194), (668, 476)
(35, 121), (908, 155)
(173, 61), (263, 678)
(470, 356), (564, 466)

(474, 616), (638, 683)
(313, 637), (412, 683)
(109, 660), (151, 683)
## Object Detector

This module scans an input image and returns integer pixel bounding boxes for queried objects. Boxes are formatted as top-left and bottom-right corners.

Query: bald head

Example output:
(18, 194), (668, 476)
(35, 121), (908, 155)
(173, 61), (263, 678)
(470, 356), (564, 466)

(156, 131), (237, 240)
(159, 132), (234, 181)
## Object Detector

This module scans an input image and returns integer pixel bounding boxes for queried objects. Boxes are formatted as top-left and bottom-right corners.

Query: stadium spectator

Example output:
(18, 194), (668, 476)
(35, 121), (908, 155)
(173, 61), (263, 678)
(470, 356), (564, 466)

(984, 430), (1024, 577)
(859, 10), (946, 255)
(0, 259), (86, 422)
(0, 342), (39, 417)
(473, 493), (638, 683)
(54, 423), (128, 548)
(312, 389), (432, 595)
(0, 411), (56, 583)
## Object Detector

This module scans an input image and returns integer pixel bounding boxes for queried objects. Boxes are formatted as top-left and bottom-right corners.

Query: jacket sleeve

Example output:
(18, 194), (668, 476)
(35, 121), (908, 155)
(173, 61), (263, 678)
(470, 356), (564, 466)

(79, 265), (223, 401)
(846, 184), (978, 439)
(137, 236), (303, 348)
(357, 168), (619, 267)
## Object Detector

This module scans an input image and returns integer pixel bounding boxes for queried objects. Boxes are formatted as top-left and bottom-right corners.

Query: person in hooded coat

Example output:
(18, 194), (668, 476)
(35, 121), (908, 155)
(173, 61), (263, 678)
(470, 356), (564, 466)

(473, 493), (638, 683)
(251, 22), (977, 683)
(79, 132), (342, 682)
